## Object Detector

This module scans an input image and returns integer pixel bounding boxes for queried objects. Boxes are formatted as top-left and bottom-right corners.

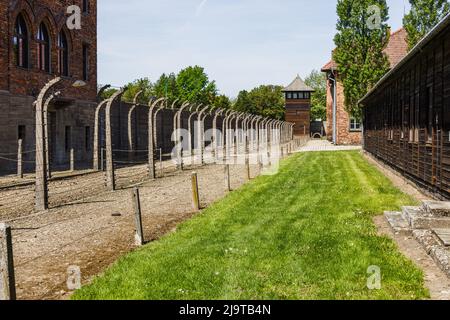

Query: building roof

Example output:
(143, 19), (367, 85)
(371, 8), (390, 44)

(321, 28), (408, 72)
(360, 13), (450, 104)
(282, 75), (315, 92)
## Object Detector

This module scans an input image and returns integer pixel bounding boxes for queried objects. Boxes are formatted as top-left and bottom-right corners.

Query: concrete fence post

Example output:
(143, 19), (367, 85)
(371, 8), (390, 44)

(159, 148), (163, 176)
(245, 135), (250, 181)
(0, 223), (16, 300)
(105, 90), (124, 191)
(191, 172), (200, 211)
(17, 139), (23, 179)
(100, 148), (105, 172)
(70, 148), (75, 172)
(224, 164), (231, 192)
(35, 78), (61, 211)
(148, 98), (165, 180)
(132, 188), (144, 246)
(93, 100), (108, 171)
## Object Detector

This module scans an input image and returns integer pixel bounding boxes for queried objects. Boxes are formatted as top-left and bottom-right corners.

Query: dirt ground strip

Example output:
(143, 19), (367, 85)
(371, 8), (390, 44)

(1, 162), (259, 300)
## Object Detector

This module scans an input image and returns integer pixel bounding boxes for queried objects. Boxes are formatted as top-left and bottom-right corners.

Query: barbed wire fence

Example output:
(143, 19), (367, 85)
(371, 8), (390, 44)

(0, 91), (308, 300)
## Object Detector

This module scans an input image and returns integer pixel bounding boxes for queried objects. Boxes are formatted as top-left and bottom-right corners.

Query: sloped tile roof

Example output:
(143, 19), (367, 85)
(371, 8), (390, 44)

(282, 75), (315, 92)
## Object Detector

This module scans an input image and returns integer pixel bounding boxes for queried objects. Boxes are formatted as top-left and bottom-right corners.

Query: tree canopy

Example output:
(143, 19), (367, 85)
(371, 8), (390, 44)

(176, 66), (217, 105)
(403, 0), (450, 50)
(99, 66), (222, 107)
(234, 85), (285, 120)
(122, 78), (153, 104)
(333, 0), (391, 118)
(304, 70), (327, 121)
(213, 94), (232, 110)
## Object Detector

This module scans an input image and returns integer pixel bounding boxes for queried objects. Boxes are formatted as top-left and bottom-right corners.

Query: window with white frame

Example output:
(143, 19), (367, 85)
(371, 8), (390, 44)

(349, 118), (361, 132)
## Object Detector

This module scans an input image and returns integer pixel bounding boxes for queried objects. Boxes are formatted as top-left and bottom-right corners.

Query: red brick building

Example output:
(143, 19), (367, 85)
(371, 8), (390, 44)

(321, 28), (408, 145)
(0, 0), (97, 173)
(282, 75), (314, 137)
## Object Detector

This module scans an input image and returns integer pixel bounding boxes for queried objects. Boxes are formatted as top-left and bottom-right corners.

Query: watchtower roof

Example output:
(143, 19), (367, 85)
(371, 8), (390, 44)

(282, 75), (315, 92)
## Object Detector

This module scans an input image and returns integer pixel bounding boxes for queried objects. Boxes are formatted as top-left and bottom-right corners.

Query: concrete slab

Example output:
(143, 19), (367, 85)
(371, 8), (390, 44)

(402, 206), (450, 229)
(414, 230), (450, 278)
(434, 229), (450, 247)
(384, 211), (411, 235)
(423, 201), (450, 217)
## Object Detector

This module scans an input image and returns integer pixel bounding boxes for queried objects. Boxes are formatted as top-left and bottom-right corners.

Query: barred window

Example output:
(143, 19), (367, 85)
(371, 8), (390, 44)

(37, 23), (50, 72)
(57, 31), (69, 76)
(13, 14), (29, 68)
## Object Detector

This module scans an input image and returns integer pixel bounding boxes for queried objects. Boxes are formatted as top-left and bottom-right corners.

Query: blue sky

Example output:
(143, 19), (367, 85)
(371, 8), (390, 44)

(98, 0), (410, 97)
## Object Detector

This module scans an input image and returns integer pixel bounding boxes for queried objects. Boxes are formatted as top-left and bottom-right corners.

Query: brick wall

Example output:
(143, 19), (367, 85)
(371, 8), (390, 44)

(0, 90), (96, 173)
(0, 1), (98, 174)
(325, 78), (362, 145)
(2, 0), (97, 101)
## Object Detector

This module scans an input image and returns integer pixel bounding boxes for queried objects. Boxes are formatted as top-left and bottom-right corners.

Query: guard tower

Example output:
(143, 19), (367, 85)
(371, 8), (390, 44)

(282, 75), (314, 137)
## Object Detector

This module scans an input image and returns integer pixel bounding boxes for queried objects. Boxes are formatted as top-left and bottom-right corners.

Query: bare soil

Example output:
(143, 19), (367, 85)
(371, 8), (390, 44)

(0, 162), (258, 300)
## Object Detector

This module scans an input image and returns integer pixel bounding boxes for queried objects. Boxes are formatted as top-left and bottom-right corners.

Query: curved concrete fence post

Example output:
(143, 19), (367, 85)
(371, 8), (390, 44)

(225, 112), (237, 161)
(93, 99), (109, 171)
(127, 90), (143, 154)
(35, 77), (62, 212)
(188, 104), (202, 165)
(35, 77), (62, 211)
(148, 98), (166, 179)
(212, 109), (224, 160)
(221, 110), (232, 162)
(105, 89), (125, 191)
(152, 100), (167, 148)
(176, 102), (190, 170)
(43, 91), (60, 179)
(197, 106), (210, 165)
(201, 107), (216, 164)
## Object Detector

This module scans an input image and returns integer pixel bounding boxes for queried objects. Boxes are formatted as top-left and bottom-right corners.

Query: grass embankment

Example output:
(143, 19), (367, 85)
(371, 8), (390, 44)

(74, 151), (428, 300)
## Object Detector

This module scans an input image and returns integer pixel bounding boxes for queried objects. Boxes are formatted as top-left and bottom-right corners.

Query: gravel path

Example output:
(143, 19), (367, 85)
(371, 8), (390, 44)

(296, 140), (362, 152)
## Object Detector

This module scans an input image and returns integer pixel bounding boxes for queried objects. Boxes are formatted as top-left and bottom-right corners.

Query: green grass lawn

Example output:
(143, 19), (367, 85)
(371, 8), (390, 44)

(73, 151), (429, 300)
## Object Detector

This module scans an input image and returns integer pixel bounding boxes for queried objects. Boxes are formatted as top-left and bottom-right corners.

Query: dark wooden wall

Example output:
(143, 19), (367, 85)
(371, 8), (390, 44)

(363, 26), (450, 199)
(285, 100), (311, 136)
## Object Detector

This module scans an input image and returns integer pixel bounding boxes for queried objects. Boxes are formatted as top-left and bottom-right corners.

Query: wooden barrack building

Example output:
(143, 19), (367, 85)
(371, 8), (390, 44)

(360, 14), (450, 199)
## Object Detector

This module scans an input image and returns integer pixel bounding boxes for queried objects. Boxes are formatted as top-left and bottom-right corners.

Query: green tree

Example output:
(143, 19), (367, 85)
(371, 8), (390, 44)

(153, 73), (178, 102)
(403, 0), (450, 49)
(213, 94), (232, 109)
(304, 70), (327, 121)
(176, 66), (217, 105)
(234, 85), (285, 120)
(122, 78), (153, 104)
(333, 0), (390, 117)
(234, 90), (253, 113)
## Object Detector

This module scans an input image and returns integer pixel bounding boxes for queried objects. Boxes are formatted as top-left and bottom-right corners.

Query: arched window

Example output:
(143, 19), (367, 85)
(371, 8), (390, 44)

(57, 31), (69, 76)
(13, 14), (29, 68)
(37, 23), (50, 72)
(83, 0), (89, 13)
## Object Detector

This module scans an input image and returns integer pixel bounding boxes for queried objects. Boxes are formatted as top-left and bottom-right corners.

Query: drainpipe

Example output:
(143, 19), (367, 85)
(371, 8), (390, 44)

(328, 69), (337, 145)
